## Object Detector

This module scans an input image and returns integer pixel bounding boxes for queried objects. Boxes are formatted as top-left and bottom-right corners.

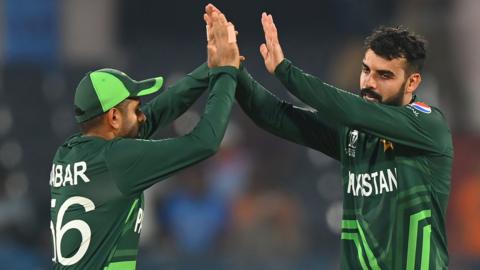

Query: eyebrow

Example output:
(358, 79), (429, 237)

(362, 62), (395, 77)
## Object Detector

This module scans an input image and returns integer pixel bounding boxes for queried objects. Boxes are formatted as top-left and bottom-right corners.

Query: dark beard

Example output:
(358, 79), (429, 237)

(360, 80), (407, 106)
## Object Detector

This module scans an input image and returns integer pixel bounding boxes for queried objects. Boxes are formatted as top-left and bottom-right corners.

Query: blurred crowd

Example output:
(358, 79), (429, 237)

(0, 0), (479, 269)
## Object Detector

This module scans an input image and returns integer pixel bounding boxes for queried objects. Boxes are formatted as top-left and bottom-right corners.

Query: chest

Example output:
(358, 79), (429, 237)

(342, 128), (396, 168)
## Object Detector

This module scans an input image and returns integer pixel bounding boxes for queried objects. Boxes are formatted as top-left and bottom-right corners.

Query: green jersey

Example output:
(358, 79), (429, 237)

(49, 65), (236, 270)
(235, 60), (453, 269)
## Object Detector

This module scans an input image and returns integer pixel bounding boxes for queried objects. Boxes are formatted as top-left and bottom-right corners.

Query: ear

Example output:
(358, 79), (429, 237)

(405, 73), (422, 95)
(105, 108), (122, 130)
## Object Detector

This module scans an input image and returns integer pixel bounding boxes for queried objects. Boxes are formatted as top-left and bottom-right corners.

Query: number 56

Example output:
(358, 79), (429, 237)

(50, 196), (95, 266)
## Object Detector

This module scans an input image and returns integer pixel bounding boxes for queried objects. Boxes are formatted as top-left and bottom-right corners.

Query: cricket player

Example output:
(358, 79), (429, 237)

(205, 4), (453, 269)
(49, 11), (240, 270)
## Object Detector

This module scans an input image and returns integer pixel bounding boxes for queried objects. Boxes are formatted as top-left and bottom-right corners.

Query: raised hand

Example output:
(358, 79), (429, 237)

(260, 12), (285, 74)
(204, 4), (243, 68)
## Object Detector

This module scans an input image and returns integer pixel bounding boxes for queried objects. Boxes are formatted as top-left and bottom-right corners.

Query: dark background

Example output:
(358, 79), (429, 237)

(0, 0), (479, 269)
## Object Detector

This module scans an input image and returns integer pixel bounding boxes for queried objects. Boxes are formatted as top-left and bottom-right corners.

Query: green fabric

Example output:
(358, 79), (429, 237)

(50, 63), (237, 269)
(341, 233), (369, 270)
(138, 63), (209, 138)
(125, 199), (139, 224)
(421, 225), (432, 270)
(137, 77), (164, 96)
(235, 60), (452, 269)
(74, 75), (104, 123)
(104, 261), (136, 270)
(107, 66), (238, 195)
(406, 210), (432, 270)
(90, 71), (130, 112)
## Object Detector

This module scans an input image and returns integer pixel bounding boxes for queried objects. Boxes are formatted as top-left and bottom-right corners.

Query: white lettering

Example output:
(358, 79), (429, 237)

(54, 165), (63, 187)
(346, 168), (399, 197)
(74, 162), (90, 184)
(371, 172), (379, 195)
(50, 162), (90, 188)
(362, 174), (372, 196)
(62, 165), (73, 186)
(355, 175), (362, 197)
(134, 208), (144, 234)
(388, 168), (398, 191)
(348, 172), (356, 195)
(379, 171), (390, 194)
(49, 164), (55, 186)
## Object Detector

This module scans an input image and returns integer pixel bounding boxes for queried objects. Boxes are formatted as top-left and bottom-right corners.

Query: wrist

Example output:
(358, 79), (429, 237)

(274, 58), (290, 75)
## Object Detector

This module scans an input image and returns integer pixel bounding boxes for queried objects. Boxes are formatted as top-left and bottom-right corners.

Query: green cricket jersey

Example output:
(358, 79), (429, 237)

(49, 64), (236, 270)
(235, 59), (453, 269)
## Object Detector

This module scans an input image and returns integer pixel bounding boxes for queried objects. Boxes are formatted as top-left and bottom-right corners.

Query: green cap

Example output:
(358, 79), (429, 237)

(74, 68), (164, 123)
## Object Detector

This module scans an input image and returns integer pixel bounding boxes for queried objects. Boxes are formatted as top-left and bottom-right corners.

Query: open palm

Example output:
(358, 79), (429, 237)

(260, 12), (285, 74)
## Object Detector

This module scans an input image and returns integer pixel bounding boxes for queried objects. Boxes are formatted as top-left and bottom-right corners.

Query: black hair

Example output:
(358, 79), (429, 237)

(364, 26), (427, 74)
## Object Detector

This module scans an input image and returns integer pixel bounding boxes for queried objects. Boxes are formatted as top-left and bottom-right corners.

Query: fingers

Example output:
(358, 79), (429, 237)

(227, 23), (236, 43)
(259, 43), (268, 60)
(217, 12), (228, 25)
(261, 12), (269, 43)
(207, 44), (217, 55)
(204, 4), (241, 68)
(211, 12), (230, 42)
(204, 14), (213, 42)
(261, 12), (279, 45)
(203, 13), (211, 26)
(205, 3), (220, 15)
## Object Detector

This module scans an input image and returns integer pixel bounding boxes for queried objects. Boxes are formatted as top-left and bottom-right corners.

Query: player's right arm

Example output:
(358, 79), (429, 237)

(107, 10), (241, 195)
(106, 67), (238, 195)
(235, 66), (340, 160)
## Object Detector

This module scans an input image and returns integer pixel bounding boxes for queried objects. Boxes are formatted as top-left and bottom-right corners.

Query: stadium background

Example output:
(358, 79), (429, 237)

(0, 0), (479, 269)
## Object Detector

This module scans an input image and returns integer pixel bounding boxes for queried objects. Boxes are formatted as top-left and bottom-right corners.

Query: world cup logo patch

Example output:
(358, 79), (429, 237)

(347, 129), (359, 157)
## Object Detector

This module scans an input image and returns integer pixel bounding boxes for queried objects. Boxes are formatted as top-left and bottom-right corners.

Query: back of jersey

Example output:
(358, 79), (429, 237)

(49, 135), (143, 270)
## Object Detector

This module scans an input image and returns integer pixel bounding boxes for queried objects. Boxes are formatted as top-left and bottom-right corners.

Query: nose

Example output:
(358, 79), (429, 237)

(363, 73), (377, 90)
(138, 112), (147, 123)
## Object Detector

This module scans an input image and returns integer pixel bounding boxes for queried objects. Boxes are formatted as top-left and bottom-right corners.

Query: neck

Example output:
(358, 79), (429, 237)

(401, 93), (414, 106)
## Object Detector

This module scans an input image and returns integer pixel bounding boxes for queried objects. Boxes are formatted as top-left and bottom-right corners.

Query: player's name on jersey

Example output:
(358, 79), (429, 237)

(347, 168), (398, 197)
(49, 161), (90, 188)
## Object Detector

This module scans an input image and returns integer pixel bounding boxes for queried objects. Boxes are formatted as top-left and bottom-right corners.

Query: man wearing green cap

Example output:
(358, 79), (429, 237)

(49, 11), (240, 270)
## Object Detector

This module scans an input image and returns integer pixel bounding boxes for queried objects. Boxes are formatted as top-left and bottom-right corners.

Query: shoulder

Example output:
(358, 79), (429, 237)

(406, 101), (453, 155)
(405, 101), (447, 126)
(104, 137), (152, 164)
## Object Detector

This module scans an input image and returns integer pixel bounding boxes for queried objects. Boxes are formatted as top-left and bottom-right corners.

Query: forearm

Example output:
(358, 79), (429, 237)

(236, 67), (340, 159)
(274, 59), (361, 125)
(190, 66), (238, 151)
(107, 67), (238, 195)
(140, 63), (210, 138)
(235, 67), (287, 131)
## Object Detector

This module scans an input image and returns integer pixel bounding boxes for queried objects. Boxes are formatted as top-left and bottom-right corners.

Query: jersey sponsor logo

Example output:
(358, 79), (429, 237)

(347, 168), (398, 197)
(347, 129), (359, 157)
(409, 102), (431, 114)
(49, 161), (91, 188)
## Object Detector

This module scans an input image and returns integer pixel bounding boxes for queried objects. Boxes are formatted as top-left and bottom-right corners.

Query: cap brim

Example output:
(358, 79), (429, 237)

(134, 76), (164, 97)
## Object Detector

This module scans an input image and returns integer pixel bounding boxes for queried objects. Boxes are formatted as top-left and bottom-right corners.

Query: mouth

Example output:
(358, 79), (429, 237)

(362, 93), (380, 103)
(360, 89), (381, 103)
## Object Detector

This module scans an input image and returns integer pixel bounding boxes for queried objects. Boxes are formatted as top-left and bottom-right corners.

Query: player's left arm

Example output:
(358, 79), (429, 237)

(139, 63), (210, 138)
(275, 59), (453, 156)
